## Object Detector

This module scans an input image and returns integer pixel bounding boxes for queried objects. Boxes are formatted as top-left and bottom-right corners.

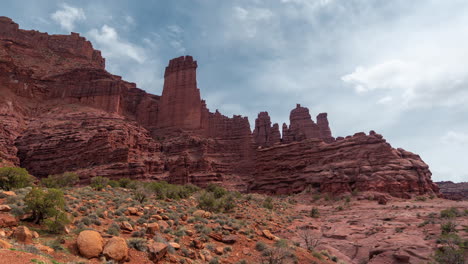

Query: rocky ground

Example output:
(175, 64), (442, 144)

(0, 186), (466, 264)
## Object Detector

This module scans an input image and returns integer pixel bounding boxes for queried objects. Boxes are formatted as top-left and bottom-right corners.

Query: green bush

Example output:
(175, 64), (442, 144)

(206, 184), (227, 199)
(108, 180), (120, 188)
(310, 208), (320, 218)
(90, 176), (109, 191)
(263, 197), (274, 210)
(434, 234), (466, 264)
(118, 178), (132, 188)
(44, 211), (71, 234)
(146, 181), (199, 200)
(441, 221), (457, 235)
(24, 187), (69, 232)
(440, 207), (461, 219)
(41, 172), (79, 188)
(0, 167), (34, 191)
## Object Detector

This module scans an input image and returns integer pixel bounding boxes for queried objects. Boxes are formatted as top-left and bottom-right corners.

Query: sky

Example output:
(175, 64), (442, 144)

(2, 0), (468, 183)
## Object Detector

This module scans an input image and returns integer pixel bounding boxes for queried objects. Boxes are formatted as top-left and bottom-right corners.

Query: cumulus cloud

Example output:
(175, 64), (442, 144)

(88, 25), (146, 63)
(51, 4), (86, 31)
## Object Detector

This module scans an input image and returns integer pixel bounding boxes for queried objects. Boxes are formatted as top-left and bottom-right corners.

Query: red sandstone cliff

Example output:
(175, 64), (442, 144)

(0, 17), (440, 196)
(436, 181), (468, 200)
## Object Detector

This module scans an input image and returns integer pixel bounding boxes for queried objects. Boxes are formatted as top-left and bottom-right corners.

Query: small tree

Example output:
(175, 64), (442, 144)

(24, 187), (66, 224)
(298, 229), (321, 251)
(90, 176), (109, 191)
(0, 167), (34, 190)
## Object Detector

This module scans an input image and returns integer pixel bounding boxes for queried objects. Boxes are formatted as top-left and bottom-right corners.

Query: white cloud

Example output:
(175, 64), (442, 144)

(166, 25), (186, 53)
(442, 131), (468, 145)
(342, 59), (468, 109)
(51, 4), (86, 31)
(88, 25), (146, 63)
(230, 6), (274, 39)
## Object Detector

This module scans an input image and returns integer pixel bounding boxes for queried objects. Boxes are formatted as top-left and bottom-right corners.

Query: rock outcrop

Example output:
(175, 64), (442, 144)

(436, 181), (468, 200)
(251, 131), (439, 197)
(0, 17), (440, 197)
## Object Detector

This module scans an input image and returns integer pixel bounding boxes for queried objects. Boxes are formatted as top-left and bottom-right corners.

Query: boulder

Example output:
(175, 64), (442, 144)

(222, 235), (238, 244)
(120, 221), (133, 232)
(146, 223), (160, 235)
(0, 205), (11, 212)
(169, 242), (180, 250)
(103, 237), (128, 261)
(148, 242), (168, 263)
(77, 230), (104, 258)
(0, 213), (17, 227)
(262, 230), (280, 241)
(157, 220), (169, 230)
(127, 207), (138, 215)
(0, 239), (12, 249)
(12, 226), (32, 244)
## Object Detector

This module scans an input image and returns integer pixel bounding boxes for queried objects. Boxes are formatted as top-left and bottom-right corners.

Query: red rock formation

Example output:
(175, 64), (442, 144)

(436, 181), (468, 200)
(317, 113), (334, 143)
(282, 104), (334, 144)
(253, 112), (281, 147)
(14, 106), (164, 180)
(251, 131), (439, 197)
(0, 17), (440, 197)
(157, 56), (202, 131)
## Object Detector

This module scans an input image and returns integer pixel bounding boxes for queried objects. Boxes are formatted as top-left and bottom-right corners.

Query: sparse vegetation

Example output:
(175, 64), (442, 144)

(0, 167), (34, 190)
(90, 176), (109, 191)
(41, 172), (79, 188)
(440, 207), (461, 219)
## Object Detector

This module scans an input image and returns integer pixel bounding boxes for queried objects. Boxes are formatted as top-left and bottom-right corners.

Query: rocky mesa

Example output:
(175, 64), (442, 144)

(0, 17), (440, 197)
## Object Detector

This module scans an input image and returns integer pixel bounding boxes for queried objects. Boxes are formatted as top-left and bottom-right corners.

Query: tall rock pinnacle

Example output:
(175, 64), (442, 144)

(157, 56), (203, 131)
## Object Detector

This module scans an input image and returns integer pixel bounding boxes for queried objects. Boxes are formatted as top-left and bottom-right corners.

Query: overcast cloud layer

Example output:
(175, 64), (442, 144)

(3, 0), (467, 182)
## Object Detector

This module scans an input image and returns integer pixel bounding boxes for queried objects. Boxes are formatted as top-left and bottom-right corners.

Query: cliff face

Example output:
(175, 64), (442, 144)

(436, 182), (468, 200)
(251, 131), (439, 197)
(0, 17), (440, 196)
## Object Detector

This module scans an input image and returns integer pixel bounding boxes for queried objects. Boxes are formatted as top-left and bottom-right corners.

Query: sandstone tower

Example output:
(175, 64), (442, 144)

(157, 56), (203, 131)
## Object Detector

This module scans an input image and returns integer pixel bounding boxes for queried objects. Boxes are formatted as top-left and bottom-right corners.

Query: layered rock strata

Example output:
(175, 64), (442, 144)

(436, 181), (468, 200)
(0, 17), (440, 196)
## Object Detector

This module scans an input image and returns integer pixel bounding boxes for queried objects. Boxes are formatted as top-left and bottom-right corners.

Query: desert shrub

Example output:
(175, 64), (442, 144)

(433, 234), (466, 264)
(256, 241), (267, 251)
(24, 187), (65, 224)
(263, 197), (274, 210)
(298, 229), (320, 250)
(440, 207), (461, 219)
(41, 172), (79, 188)
(146, 181), (199, 200)
(0, 167), (34, 191)
(206, 184), (227, 198)
(415, 196), (427, 202)
(44, 210), (71, 234)
(310, 208), (320, 218)
(441, 221), (457, 235)
(90, 176), (109, 191)
(127, 238), (148, 251)
(133, 187), (149, 204)
(118, 178), (132, 188)
(108, 180), (120, 188)
(107, 222), (120, 236)
(45, 239), (66, 251)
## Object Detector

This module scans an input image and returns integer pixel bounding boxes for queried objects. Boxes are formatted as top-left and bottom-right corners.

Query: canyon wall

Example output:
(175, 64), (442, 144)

(0, 17), (440, 196)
